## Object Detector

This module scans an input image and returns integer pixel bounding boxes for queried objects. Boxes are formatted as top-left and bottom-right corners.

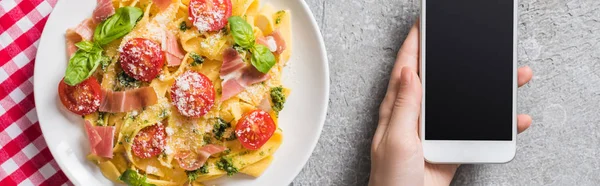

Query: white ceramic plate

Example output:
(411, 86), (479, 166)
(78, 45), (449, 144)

(33, 0), (329, 185)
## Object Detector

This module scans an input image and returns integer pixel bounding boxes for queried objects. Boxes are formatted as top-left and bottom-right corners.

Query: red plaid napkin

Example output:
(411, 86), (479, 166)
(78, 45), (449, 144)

(0, 0), (71, 185)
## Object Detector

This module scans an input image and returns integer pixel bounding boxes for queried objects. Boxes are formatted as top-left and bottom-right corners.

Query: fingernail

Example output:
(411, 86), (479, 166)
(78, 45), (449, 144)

(401, 68), (412, 86)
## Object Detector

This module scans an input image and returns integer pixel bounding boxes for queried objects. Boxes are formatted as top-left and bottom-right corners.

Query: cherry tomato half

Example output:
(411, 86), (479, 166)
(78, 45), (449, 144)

(235, 110), (276, 150)
(119, 38), (165, 82)
(132, 123), (167, 158)
(188, 0), (232, 32)
(58, 77), (102, 115)
(170, 71), (215, 118)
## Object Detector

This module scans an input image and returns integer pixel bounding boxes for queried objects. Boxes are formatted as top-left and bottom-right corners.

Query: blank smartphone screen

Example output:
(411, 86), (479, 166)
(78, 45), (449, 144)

(424, 0), (514, 140)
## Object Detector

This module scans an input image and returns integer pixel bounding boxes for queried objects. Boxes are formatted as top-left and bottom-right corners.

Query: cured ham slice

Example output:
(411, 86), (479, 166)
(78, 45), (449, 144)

(92, 0), (115, 23)
(84, 121), (102, 153)
(256, 30), (286, 55)
(256, 37), (276, 52)
(94, 125), (116, 158)
(84, 120), (115, 158)
(175, 144), (227, 171)
(220, 48), (270, 101)
(99, 87), (158, 113)
(152, 0), (172, 11)
(65, 18), (96, 57)
(164, 31), (185, 67)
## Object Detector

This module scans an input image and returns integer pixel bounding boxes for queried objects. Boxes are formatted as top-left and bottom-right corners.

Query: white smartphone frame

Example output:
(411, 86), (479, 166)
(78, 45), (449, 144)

(419, 0), (518, 164)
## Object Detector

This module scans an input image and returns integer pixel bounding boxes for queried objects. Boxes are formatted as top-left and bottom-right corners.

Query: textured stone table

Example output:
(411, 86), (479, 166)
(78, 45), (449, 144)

(292, 0), (600, 185)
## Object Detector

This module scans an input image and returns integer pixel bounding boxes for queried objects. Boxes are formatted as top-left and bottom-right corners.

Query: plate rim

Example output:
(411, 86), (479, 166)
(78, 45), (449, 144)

(33, 0), (329, 185)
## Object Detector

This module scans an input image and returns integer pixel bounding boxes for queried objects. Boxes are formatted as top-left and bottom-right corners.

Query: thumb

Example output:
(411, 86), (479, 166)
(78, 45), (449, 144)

(387, 67), (422, 135)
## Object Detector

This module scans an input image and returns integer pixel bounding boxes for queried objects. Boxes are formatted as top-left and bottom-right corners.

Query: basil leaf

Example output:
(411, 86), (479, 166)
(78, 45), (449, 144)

(94, 7), (143, 45)
(63, 42), (107, 86)
(74, 41), (96, 52)
(119, 169), (156, 186)
(228, 16), (255, 49)
(250, 45), (276, 73)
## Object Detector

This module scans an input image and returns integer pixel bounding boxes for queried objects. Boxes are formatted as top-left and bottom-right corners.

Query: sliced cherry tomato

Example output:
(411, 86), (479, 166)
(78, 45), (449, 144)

(235, 110), (276, 150)
(132, 123), (166, 158)
(119, 38), (165, 82)
(170, 71), (215, 118)
(58, 77), (102, 115)
(188, 0), (232, 32)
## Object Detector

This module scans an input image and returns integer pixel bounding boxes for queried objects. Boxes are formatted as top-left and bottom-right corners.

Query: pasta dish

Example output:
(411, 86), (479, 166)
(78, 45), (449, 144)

(56, 0), (291, 185)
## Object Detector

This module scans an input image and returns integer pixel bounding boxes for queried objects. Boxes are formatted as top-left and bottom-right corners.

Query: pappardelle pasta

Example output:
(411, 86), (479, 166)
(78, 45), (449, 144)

(57, 0), (291, 185)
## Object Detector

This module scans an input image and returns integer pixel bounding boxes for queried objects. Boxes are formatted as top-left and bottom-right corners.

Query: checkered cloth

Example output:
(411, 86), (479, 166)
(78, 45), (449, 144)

(0, 0), (72, 185)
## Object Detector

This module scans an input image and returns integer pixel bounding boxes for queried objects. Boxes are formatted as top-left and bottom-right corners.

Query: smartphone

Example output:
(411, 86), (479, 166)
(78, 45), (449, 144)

(420, 0), (517, 163)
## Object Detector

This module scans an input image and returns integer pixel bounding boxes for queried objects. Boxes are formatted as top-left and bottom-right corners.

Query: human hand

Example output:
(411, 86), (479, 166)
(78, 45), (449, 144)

(368, 21), (534, 186)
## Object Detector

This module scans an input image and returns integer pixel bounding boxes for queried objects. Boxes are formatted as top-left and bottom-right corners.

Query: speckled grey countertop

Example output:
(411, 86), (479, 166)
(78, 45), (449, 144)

(292, 0), (600, 185)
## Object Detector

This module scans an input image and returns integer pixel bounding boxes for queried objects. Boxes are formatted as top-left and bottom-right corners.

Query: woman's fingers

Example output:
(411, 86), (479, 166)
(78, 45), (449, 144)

(396, 20), (421, 73)
(386, 67), (422, 137)
(379, 21), (421, 124)
(374, 22), (533, 150)
(517, 114), (532, 134)
(518, 66), (533, 87)
(374, 21), (421, 150)
(516, 67), (533, 133)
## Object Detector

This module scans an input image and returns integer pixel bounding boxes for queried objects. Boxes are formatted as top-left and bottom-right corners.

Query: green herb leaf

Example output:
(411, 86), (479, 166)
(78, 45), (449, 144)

(270, 86), (286, 113)
(101, 56), (112, 71)
(97, 112), (106, 126)
(158, 109), (168, 119)
(228, 16), (276, 73)
(124, 135), (131, 143)
(199, 165), (209, 174)
(74, 41), (98, 52)
(228, 16), (255, 49)
(185, 165), (209, 182)
(116, 71), (141, 90)
(225, 131), (237, 141)
(250, 45), (276, 73)
(216, 157), (238, 176)
(213, 118), (230, 140)
(64, 42), (107, 86)
(275, 10), (285, 25)
(179, 21), (188, 31)
(94, 7), (143, 45)
(221, 26), (229, 35)
(118, 169), (156, 186)
(186, 169), (199, 182)
(203, 135), (212, 144)
(190, 53), (204, 66)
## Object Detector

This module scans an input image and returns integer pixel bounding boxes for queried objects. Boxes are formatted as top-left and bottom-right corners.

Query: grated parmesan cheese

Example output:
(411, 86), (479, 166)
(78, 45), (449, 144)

(165, 127), (174, 136)
(164, 145), (173, 155)
(266, 36), (277, 52)
(146, 166), (158, 174)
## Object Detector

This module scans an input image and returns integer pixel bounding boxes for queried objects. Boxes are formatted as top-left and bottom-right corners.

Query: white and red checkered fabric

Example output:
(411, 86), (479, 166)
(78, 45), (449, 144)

(0, 0), (71, 185)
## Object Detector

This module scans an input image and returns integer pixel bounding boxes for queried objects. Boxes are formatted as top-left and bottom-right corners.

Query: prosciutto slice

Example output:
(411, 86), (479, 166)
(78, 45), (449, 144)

(84, 121), (102, 153)
(164, 31), (185, 67)
(84, 120), (115, 158)
(220, 48), (270, 101)
(152, 0), (172, 11)
(99, 87), (158, 113)
(175, 144), (227, 171)
(65, 18), (96, 57)
(256, 30), (286, 55)
(92, 0), (115, 23)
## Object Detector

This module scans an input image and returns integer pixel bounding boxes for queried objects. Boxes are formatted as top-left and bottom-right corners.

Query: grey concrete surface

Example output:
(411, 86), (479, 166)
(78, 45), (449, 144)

(292, 0), (600, 185)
